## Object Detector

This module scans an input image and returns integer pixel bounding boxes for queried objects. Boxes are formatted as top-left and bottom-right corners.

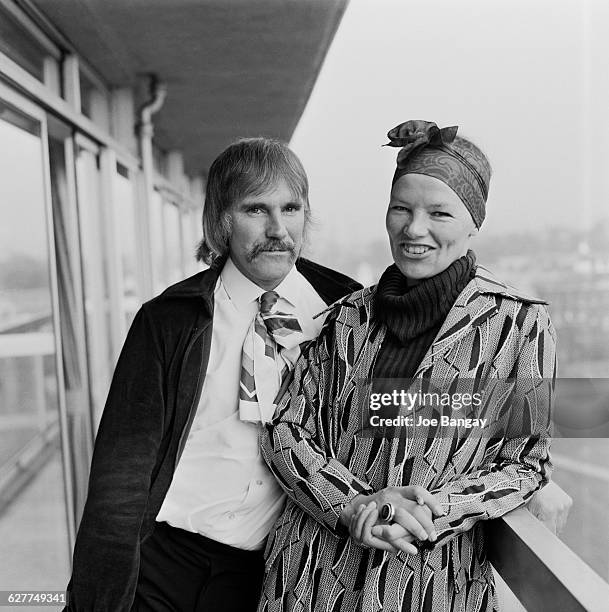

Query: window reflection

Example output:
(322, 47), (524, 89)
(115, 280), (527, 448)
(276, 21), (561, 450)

(0, 101), (70, 589)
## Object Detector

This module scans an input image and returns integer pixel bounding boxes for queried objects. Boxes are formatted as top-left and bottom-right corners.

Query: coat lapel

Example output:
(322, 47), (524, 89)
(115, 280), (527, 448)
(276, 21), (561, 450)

(413, 267), (527, 376)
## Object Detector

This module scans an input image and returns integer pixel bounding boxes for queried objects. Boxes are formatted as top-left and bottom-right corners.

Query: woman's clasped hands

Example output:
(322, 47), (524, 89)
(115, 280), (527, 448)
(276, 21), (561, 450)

(343, 486), (446, 555)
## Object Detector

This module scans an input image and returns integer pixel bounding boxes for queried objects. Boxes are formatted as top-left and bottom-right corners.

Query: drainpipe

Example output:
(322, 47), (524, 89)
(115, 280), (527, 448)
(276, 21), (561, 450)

(137, 74), (167, 297)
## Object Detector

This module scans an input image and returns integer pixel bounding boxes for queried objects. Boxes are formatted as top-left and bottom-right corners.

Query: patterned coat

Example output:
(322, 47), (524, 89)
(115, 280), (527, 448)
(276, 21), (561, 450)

(259, 267), (557, 612)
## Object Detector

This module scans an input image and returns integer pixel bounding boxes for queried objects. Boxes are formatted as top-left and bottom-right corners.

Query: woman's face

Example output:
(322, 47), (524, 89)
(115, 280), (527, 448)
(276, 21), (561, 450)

(386, 173), (478, 282)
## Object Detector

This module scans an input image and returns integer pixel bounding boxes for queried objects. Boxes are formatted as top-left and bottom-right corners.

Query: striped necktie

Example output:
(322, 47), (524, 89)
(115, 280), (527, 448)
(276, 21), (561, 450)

(239, 291), (303, 423)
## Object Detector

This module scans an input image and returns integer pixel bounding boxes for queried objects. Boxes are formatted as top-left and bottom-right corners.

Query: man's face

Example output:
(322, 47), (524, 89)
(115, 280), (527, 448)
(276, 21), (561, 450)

(386, 173), (478, 282)
(228, 179), (306, 290)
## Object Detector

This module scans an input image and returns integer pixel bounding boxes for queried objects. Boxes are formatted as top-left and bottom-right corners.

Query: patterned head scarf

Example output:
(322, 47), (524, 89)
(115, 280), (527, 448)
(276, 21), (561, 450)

(385, 120), (491, 227)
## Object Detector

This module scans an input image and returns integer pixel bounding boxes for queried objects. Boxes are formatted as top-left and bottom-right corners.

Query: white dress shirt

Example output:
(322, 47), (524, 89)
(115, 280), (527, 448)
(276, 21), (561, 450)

(156, 258), (327, 550)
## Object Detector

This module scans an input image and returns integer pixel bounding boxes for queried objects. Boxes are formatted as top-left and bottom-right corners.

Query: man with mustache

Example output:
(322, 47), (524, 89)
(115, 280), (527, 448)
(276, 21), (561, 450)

(65, 138), (361, 612)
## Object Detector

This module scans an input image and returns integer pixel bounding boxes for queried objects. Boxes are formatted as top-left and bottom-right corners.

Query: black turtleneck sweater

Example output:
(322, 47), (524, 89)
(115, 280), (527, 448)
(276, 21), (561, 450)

(372, 251), (476, 379)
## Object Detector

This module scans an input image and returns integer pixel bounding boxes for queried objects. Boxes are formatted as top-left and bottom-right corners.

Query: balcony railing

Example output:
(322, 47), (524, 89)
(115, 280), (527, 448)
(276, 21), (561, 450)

(488, 506), (609, 611)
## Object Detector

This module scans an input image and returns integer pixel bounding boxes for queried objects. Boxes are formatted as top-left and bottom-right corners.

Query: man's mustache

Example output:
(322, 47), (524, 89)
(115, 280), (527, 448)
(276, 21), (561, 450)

(247, 240), (296, 262)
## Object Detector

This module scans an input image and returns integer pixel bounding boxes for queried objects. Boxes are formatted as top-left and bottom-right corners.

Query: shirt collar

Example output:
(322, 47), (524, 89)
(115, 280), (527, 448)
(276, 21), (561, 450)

(273, 265), (302, 308)
(220, 258), (264, 308)
(219, 257), (301, 309)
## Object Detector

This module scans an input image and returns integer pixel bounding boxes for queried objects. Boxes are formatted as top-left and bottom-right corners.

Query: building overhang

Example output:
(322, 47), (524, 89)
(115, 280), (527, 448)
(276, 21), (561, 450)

(31, 0), (347, 175)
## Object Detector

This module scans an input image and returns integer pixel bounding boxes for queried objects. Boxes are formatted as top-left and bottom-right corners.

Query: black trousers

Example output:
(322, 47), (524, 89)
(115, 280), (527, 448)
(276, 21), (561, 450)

(133, 522), (265, 612)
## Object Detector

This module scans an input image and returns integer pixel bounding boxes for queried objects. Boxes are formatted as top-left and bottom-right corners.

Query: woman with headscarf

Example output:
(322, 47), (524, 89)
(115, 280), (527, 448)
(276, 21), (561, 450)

(258, 121), (556, 612)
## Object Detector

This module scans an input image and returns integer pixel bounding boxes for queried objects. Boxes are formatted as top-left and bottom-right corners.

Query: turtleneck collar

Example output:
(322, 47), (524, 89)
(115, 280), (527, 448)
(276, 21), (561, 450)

(374, 250), (476, 345)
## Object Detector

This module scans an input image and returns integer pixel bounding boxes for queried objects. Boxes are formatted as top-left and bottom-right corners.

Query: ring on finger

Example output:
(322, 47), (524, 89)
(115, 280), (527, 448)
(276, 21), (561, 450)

(379, 502), (395, 523)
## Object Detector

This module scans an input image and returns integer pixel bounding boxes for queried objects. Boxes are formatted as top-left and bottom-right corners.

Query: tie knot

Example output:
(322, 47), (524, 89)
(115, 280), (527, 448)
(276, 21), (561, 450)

(260, 291), (279, 314)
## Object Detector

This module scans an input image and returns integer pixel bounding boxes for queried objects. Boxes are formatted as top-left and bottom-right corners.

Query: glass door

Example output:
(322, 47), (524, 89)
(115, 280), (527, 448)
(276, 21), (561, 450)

(0, 83), (72, 591)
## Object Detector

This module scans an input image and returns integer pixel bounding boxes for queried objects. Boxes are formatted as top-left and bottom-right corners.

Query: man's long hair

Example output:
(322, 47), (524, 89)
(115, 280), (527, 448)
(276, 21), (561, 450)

(196, 138), (310, 265)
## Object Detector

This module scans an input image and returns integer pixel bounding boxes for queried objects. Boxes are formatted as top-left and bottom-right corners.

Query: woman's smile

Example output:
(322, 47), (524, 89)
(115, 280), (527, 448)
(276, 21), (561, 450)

(399, 243), (435, 257)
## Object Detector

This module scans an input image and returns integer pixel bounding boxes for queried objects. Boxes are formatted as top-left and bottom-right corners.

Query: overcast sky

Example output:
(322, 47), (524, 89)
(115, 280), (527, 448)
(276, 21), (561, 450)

(291, 0), (609, 266)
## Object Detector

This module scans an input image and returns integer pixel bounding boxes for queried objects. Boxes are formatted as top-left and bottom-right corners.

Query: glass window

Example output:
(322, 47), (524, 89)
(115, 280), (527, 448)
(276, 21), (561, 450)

(150, 193), (193, 291)
(48, 120), (94, 523)
(0, 5), (48, 80)
(79, 69), (110, 130)
(0, 97), (70, 590)
(113, 163), (141, 328)
(182, 208), (203, 276)
(149, 188), (166, 295)
(163, 200), (183, 285)
(152, 145), (167, 178)
(75, 141), (112, 430)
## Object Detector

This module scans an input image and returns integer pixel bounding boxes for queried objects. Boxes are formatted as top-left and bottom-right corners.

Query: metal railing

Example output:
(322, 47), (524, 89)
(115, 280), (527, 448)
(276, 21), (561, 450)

(0, 420), (60, 516)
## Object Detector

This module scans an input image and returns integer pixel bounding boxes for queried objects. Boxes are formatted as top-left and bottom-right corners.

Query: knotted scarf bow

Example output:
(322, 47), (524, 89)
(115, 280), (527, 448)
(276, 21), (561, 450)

(384, 120), (458, 167)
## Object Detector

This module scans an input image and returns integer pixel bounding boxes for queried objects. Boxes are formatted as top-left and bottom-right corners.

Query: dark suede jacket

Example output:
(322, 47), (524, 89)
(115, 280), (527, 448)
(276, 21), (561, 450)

(65, 257), (360, 612)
